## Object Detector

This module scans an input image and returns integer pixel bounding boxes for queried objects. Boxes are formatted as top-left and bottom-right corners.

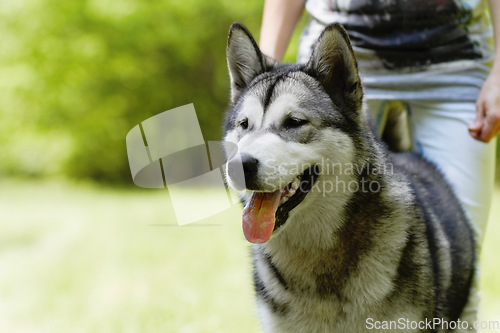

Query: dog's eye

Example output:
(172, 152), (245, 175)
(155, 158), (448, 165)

(239, 118), (249, 130)
(283, 116), (308, 129)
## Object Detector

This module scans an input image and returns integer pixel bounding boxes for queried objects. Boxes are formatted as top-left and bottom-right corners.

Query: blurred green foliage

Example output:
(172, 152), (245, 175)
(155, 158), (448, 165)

(1, 0), (496, 183)
(0, 0), (268, 182)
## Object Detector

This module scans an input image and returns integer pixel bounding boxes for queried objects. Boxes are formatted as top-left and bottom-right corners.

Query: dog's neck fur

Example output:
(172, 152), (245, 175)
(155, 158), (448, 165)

(255, 129), (412, 303)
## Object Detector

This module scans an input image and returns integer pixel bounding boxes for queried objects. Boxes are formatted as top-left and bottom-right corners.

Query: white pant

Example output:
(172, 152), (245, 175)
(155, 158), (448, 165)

(368, 99), (496, 241)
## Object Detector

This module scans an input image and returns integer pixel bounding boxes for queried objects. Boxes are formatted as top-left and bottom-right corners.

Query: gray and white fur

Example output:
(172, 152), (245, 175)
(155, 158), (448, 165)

(223, 22), (475, 333)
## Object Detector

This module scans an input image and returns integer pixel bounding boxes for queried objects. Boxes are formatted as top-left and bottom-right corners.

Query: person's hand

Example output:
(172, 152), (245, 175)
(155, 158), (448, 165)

(469, 67), (500, 142)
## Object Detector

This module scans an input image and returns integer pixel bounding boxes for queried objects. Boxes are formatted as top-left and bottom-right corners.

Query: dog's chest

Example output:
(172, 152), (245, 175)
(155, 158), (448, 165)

(253, 245), (423, 333)
(258, 295), (376, 333)
(254, 251), (373, 332)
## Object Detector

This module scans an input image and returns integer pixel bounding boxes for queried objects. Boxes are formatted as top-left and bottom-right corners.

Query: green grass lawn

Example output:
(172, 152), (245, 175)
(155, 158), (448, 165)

(0, 179), (499, 332)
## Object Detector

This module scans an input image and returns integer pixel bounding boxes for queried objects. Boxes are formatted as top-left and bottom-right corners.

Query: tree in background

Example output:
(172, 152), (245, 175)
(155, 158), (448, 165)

(0, 0), (263, 183)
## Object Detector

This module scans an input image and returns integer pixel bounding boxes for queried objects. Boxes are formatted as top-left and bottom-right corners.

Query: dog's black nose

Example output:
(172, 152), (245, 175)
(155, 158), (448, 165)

(241, 155), (259, 186)
(227, 154), (259, 190)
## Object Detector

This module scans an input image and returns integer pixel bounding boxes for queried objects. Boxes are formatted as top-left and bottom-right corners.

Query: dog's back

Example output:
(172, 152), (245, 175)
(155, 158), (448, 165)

(390, 150), (475, 321)
(382, 100), (475, 322)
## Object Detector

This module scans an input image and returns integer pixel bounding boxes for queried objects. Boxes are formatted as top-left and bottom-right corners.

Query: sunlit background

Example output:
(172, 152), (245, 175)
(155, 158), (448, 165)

(1, 0), (499, 332)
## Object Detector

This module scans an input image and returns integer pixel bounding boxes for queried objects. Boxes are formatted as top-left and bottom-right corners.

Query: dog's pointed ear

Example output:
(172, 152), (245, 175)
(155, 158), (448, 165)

(227, 22), (276, 103)
(306, 23), (363, 111)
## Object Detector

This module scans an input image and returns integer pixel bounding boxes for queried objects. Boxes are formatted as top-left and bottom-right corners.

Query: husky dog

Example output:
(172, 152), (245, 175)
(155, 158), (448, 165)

(223, 22), (475, 333)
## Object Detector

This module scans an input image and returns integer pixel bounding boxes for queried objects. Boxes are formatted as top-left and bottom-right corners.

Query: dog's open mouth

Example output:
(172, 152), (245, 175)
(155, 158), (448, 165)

(242, 166), (319, 244)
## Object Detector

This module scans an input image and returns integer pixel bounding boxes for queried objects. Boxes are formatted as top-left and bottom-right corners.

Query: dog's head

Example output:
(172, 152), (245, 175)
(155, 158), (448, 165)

(223, 22), (364, 244)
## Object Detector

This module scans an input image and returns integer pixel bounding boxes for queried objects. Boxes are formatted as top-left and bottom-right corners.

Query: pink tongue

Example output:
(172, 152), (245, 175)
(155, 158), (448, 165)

(242, 190), (282, 243)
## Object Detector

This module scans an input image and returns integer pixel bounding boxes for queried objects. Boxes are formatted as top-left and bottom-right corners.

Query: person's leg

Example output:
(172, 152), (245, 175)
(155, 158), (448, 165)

(407, 100), (496, 241)
(369, 98), (496, 243)
(406, 100), (496, 329)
